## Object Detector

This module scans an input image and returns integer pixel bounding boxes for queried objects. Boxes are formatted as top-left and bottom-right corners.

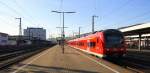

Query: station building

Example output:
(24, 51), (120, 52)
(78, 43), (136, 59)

(0, 32), (8, 45)
(24, 27), (46, 40)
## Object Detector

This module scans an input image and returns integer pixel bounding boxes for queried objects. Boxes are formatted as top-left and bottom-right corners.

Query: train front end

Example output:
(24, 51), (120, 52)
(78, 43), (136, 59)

(103, 29), (126, 57)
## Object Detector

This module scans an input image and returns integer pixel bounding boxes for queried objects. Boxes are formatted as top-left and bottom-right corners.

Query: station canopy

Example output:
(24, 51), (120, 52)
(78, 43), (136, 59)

(118, 23), (150, 36)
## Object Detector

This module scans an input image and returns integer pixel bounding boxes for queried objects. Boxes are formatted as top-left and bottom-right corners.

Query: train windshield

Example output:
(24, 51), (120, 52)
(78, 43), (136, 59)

(104, 29), (124, 48)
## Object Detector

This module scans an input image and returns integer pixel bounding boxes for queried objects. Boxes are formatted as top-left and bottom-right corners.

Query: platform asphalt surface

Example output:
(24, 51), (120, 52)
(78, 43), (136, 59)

(1, 45), (133, 73)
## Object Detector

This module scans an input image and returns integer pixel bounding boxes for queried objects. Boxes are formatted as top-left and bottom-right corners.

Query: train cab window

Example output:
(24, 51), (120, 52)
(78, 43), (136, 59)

(87, 42), (96, 48)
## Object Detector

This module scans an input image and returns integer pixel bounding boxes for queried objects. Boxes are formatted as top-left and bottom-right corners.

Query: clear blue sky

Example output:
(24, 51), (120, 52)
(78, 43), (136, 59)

(0, 0), (150, 38)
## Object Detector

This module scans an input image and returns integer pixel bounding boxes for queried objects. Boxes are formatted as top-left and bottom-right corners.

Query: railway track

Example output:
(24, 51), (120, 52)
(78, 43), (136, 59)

(103, 55), (150, 73)
(0, 45), (56, 70)
(73, 47), (150, 73)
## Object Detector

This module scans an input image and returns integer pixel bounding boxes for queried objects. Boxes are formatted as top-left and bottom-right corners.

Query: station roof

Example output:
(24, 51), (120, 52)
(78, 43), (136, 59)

(0, 32), (9, 37)
(118, 23), (150, 36)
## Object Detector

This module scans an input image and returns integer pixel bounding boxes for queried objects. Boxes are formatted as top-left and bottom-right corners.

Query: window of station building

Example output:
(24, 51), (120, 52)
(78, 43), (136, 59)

(87, 42), (96, 48)
(1, 40), (7, 43)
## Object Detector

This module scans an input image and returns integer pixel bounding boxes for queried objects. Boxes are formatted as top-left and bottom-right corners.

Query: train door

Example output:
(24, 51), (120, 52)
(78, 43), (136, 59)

(87, 39), (90, 52)
(87, 38), (97, 53)
(84, 40), (87, 50)
(96, 37), (101, 53)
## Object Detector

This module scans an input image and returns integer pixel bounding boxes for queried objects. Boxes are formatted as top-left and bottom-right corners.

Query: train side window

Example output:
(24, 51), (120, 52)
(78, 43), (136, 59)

(77, 42), (79, 46)
(83, 43), (84, 46)
(81, 42), (84, 46)
(79, 42), (84, 46)
(79, 42), (81, 46)
(88, 42), (96, 48)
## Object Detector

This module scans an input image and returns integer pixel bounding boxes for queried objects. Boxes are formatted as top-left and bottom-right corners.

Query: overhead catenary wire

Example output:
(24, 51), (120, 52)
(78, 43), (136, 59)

(0, 1), (34, 26)
(13, 0), (36, 25)
(0, 17), (14, 26)
(0, 11), (16, 26)
(99, 0), (134, 28)
(100, 0), (150, 29)
(59, 0), (63, 26)
(55, 0), (64, 37)
(128, 13), (150, 24)
(103, 0), (133, 18)
(0, 1), (22, 16)
(114, 9), (150, 26)
(92, 0), (99, 33)
(93, 0), (98, 15)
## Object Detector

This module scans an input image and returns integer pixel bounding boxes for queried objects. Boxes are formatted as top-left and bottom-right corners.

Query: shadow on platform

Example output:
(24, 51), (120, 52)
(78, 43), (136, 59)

(13, 63), (99, 73)
(63, 52), (80, 55)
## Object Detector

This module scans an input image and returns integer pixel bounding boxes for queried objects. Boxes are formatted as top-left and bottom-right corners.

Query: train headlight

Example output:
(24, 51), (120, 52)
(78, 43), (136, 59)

(106, 49), (109, 51)
(121, 48), (124, 51)
(114, 49), (117, 51)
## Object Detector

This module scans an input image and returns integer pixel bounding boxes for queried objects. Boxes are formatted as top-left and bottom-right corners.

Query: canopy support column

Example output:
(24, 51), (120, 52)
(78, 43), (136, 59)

(138, 34), (141, 51)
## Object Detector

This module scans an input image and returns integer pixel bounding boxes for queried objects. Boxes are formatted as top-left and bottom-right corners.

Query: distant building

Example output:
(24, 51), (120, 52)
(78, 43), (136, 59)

(0, 32), (8, 45)
(80, 32), (92, 37)
(24, 27), (46, 40)
(8, 36), (37, 45)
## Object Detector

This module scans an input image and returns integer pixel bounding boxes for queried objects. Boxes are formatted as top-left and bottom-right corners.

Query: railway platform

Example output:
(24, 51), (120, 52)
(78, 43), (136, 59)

(127, 49), (150, 63)
(0, 45), (133, 73)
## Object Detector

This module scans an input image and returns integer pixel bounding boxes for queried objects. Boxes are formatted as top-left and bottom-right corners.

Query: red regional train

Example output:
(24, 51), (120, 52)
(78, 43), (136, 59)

(68, 29), (126, 58)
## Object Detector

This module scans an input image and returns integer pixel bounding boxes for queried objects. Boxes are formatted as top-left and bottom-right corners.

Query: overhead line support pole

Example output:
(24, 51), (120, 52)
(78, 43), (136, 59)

(92, 15), (98, 33)
(16, 18), (22, 36)
(79, 27), (81, 38)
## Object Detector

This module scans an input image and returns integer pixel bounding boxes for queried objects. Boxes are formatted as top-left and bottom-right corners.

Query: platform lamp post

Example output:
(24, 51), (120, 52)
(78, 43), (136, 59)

(52, 10), (76, 54)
